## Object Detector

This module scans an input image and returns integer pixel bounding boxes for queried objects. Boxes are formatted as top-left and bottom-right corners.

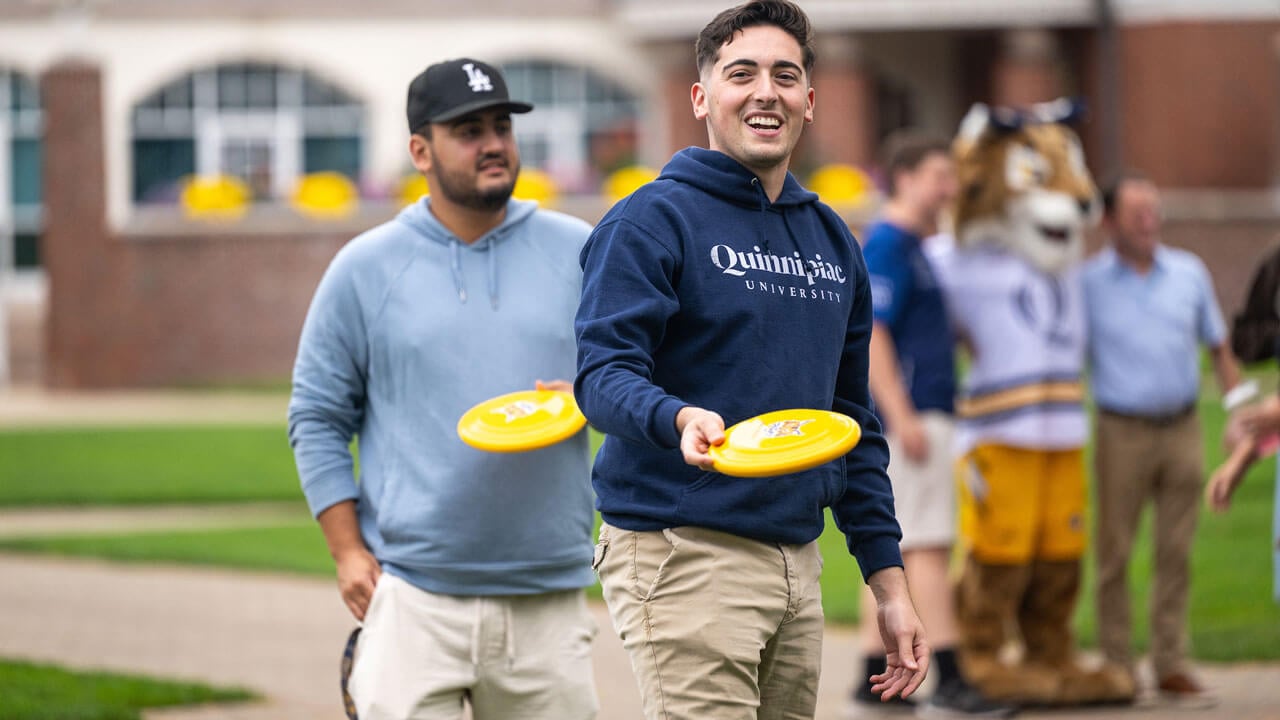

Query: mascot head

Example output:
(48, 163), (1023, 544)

(951, 98), (1099, 274)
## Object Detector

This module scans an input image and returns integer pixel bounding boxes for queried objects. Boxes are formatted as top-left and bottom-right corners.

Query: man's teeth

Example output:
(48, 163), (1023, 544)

(747, 117), (780, 129)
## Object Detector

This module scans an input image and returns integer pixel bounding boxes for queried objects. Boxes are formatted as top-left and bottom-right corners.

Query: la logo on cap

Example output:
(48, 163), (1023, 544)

(463, 63), (493, 93)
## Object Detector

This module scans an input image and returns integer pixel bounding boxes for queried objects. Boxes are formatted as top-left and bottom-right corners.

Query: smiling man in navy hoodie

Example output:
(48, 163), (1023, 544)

(575, 1), (928, 717)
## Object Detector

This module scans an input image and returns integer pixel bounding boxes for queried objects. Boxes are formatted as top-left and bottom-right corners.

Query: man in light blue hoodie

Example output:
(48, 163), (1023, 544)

(289, 58), (596, 720)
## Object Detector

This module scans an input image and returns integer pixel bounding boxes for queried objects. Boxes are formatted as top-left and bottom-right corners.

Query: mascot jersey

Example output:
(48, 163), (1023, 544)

(931, 242), (1087, 456)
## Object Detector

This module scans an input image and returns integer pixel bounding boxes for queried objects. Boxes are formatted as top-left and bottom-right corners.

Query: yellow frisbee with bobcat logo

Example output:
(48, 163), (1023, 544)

(709, 409), (861, 478)
(457, 389), (587, 453)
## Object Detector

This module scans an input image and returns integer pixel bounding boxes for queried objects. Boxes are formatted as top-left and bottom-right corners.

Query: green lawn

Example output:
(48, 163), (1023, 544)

(0, 426), (300, 506)
(0, 658), (254, 720)
(1, 400), (1277, 660)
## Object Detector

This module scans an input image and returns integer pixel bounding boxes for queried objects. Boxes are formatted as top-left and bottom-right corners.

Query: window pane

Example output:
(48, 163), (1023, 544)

(13, 232), (39, 269)
(11, 73), (39, 113)
(11, 138), (41, 206)
(218, 65), (248, 108)
(304, 137), (361, 179)
(246, 67), (277, 108)
(162, 76), (193, 110)
(133, 139), (195, 203)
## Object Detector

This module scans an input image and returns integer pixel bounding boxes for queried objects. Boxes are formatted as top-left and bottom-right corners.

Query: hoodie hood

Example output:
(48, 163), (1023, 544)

(658, 146), (819, 209)
(395, 196), (539, 308)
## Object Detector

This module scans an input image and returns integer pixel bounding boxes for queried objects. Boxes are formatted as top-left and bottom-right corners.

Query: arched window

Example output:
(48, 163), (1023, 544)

(131, 62), (364, 204)
(499, 60), (641, 194)
(1, 69), (42, 271)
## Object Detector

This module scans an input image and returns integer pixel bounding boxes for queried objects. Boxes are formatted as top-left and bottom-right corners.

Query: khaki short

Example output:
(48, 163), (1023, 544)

(885, 411), (956, 550)
(349, 574), (598, 720)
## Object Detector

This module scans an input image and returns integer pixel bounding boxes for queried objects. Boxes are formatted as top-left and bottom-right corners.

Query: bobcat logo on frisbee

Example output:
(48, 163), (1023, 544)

(765, 419), (813, 438)
(458, 389), (587, 453)
(493, 400), (540, 423)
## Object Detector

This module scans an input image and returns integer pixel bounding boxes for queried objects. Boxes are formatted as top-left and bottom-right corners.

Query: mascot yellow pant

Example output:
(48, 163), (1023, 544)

(953, 444), (1103, 703)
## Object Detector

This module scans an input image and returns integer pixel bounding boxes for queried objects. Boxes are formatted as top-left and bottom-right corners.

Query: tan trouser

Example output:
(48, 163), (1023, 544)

(349, 574), (598, 720)
(1094, 410), (1202, 680)
(594, 523), (824, 720)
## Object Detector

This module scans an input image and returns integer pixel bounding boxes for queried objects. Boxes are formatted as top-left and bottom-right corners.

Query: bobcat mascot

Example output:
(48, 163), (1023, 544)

(933, 99), (1133, 705)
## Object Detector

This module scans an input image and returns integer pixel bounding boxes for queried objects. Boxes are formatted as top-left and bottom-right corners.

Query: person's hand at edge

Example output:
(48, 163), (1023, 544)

(536, 379), (574, 394)
(867, 566), (929, 701)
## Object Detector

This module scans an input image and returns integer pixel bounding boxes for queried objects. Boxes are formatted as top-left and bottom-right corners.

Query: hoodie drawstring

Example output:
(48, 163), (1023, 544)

(751, 177), (772, 253)
(450, 241), (467, 303)
(449, 237), (501, 308)
(487, 238), (500, 310)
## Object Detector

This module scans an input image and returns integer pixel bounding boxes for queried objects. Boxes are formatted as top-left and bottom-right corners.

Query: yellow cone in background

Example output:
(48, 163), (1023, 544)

(399, 174), (430, 207)
(513, 168), (558, 207)
(604, 165), (659, 204)
(291, 171), (359, 219)
(807, 163), (874, 211)
(180, 174), (250, 220)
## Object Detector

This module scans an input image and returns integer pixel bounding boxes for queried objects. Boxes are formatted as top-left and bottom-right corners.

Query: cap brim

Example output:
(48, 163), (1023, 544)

(432, 99), (535, 124)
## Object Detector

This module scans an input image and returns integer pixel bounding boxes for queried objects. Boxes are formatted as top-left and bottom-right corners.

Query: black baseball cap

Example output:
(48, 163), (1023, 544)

(406, 58), (533, 132)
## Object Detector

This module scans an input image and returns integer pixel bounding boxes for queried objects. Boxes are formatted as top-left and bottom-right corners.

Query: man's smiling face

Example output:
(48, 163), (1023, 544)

(692, 23), (814, 177)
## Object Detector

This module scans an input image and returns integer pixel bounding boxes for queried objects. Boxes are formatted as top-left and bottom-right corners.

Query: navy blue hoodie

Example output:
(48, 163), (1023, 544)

(575, 147), (903, 580)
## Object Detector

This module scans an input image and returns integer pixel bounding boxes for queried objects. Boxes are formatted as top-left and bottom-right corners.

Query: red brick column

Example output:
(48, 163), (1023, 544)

(991, 29), (1064, 109)
(808, 34), (877, 171)
(41, 60), (111, 388)
(652, 40), (706, 156)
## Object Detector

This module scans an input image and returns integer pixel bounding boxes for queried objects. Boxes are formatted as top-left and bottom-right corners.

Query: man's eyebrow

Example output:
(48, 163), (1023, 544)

(722, 58), (803, 73)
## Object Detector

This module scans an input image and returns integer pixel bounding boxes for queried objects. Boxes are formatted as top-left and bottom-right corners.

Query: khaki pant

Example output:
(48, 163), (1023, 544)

(1094, 411), (1202, 680)
(595, 523), (824, 720)
(349, 574), (598, 720)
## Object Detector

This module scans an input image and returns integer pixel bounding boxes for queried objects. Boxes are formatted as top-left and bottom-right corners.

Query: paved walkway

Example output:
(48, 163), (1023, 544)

(0, 387), (287, 427)
(2, 389), (1279, 719)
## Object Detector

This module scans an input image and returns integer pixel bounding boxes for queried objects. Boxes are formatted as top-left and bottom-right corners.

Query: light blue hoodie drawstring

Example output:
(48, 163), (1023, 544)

(450, 240), (467, 303)
(487, 237), (500, 310)
(447, 235), (500, 308)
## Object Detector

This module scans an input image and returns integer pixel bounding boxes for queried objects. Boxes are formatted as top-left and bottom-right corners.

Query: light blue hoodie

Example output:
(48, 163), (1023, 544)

(289, 197), (594, 596)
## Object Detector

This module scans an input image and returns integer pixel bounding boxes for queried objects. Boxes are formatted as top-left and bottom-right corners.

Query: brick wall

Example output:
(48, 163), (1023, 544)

(41, 61), (359, 388)
(1120, 21), (1280, 189)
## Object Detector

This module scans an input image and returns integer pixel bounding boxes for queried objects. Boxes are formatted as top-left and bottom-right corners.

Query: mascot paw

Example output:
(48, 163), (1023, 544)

(962, 655), (1061, 704)
(1036, 660), (1137, 706)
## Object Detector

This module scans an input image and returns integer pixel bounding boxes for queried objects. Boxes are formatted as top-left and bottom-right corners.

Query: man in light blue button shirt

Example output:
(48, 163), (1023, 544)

(1083, 173), (1245, 707)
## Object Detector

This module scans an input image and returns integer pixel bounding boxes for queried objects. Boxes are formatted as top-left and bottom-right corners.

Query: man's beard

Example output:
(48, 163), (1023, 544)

(431, 150), (518, 212)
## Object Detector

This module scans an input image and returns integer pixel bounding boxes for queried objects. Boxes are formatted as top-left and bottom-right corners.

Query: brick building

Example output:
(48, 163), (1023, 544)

(1, 0), (1277, 387)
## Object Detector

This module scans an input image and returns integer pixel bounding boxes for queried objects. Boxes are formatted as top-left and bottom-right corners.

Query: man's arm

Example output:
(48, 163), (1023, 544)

(574, 216), (688, 449)
(867, 566), (930, 700)
(288, 247), (372, 617)
(1210, 342), (1244, 396)
(317, 500), (381, 620)
(868, 322), (928, 461)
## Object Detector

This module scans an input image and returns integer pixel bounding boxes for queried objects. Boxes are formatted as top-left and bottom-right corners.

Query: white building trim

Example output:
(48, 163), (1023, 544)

(0, 15), (655, 230)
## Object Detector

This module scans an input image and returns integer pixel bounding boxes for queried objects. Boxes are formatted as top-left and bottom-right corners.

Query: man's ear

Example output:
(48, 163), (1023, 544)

(691, 82), (708, 121)
(408, 133), (432, 175)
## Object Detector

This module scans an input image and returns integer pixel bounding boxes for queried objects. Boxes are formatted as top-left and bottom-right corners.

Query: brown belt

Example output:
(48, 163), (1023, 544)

(1098, 404), (1196, 427)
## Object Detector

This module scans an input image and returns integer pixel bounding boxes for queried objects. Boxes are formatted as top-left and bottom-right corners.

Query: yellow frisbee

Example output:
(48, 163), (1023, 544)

(709, 409), (861, 478)
(457, 389), (587, 453)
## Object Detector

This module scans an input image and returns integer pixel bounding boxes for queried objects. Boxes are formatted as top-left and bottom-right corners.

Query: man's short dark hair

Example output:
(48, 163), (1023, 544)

(880, 131), (950, 197)
(1101, 170), (1152, 216)
(695, 0), (815, 78)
